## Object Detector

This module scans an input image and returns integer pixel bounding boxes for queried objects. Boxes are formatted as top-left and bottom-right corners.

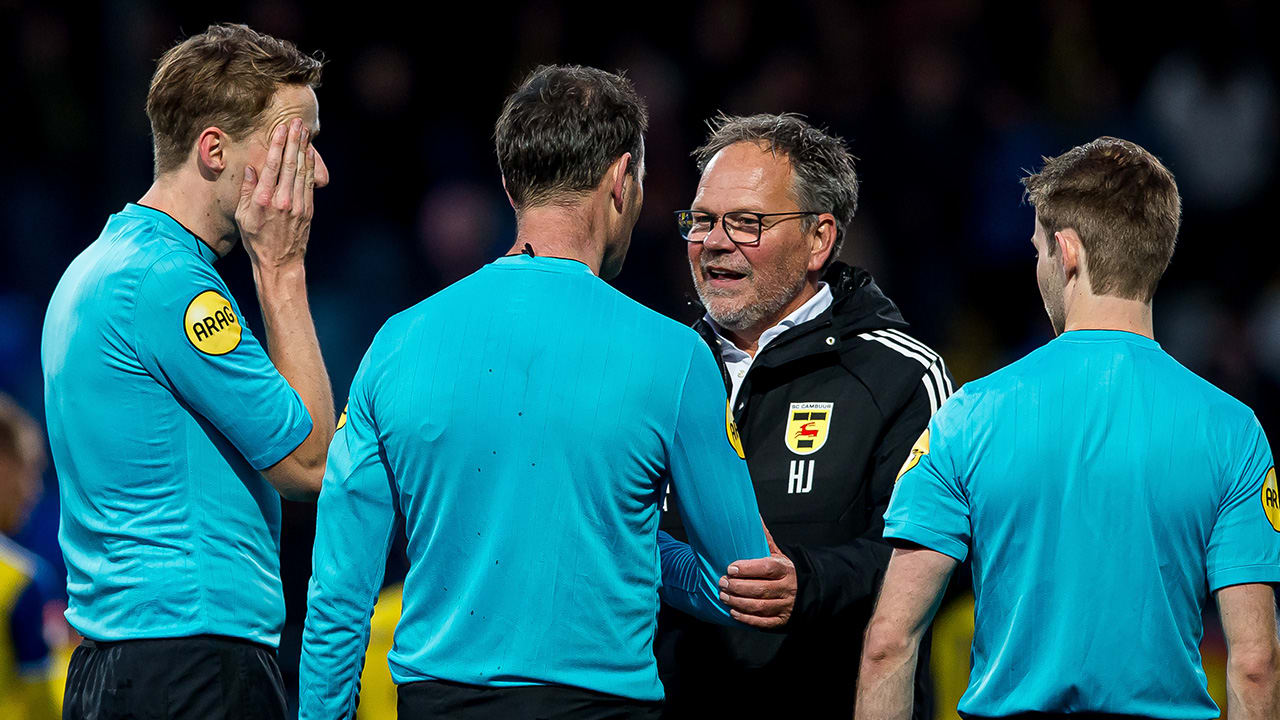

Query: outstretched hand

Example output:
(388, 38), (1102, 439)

(236, 117), (316, 269)
(718, 520), (797, 630)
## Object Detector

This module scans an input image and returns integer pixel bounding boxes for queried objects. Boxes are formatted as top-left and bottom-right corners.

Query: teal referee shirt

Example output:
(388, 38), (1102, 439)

(42, 203), (311, 646)
(299, 254), (768, 718)
(887, 329), (1280, 719)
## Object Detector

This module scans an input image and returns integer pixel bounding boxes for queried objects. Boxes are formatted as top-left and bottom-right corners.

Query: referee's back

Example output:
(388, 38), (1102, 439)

(300, 254), (766, 713)
(887, 329), (1279, 717)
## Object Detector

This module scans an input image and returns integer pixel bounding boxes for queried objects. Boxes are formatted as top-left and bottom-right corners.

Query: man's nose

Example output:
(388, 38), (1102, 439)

(702, 220), (737, 251)
(313, 146), (330, 188)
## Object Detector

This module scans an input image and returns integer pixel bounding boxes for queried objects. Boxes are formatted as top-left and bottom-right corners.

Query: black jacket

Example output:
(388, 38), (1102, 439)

(656, 263), (952, 719)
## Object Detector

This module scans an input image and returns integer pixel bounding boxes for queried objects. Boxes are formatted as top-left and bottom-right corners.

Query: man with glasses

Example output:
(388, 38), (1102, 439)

(655, 114), (950, 719)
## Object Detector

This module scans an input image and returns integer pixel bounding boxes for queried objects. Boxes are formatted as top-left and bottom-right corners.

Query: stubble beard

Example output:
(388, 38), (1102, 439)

(1047, 303), (1066, 336)
(1042, 282), (1067, 336)
(693, 260), (809, 333)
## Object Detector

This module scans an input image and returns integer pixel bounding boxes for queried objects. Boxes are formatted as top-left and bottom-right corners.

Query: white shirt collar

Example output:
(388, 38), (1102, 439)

(708, 282), (834, 362)
(709, 283), (834, 410)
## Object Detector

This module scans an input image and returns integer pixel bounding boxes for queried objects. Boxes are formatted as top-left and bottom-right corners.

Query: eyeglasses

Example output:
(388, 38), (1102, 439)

(674, 210), (819, 246)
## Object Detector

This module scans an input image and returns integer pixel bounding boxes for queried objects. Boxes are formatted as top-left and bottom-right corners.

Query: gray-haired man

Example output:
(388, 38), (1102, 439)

(656, 114), (952, 719)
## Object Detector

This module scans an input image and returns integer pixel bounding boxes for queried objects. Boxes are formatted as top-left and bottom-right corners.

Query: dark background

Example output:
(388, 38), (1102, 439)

(3, 0), (1278, 712)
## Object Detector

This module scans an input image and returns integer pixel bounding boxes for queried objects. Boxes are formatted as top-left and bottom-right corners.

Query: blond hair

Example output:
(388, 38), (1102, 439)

(146, 23), (323, 175)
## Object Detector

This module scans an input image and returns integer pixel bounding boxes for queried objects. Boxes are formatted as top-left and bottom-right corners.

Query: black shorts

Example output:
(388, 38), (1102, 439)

(63, 634), (287, 720)
(398, 679), (664, 720)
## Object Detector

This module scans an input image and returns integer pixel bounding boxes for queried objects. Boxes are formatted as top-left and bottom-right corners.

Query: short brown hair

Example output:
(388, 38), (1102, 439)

(495, 65), (648, 210)
(694, 113), (859, 269)
(1023, 137), (1181, 302)
(146, 23), (323, 176)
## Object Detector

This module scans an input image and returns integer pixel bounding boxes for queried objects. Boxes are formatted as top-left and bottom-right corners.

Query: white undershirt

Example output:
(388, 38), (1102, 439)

(707, 283), (834, 410)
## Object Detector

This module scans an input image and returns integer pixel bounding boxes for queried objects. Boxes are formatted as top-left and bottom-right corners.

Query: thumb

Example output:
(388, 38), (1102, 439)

(761, 517), (780, 555)
(239, 165), (257, 202)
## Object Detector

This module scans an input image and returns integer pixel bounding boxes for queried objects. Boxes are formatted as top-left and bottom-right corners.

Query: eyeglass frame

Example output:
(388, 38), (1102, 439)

(674, 209), (823, 246)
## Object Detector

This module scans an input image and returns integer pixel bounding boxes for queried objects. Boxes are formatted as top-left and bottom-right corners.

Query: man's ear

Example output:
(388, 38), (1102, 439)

(611, 152), (633, 214)
(196, 127), (229, 179)
(501, 175), (517, 210)
(1055, 228), (1082, 281)
(806, 214), (839, 273)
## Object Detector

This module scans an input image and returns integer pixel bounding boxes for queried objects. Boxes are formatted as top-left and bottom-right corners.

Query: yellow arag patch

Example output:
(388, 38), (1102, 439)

(184, 290), (241, 355)
(336, 403), (348, 430)
(1262, 467), (1279, 532)
(726, 401), (745, 459)
(896, 429), (930, 482)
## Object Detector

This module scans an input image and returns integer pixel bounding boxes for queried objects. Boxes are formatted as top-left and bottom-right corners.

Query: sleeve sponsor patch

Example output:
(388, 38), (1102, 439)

(336, 403), (348, 431)
(896, 429), (930, 482)
(726, 400), (745, 459)
(184, 290), (242, 355)
(1262, 467), (1279, 532)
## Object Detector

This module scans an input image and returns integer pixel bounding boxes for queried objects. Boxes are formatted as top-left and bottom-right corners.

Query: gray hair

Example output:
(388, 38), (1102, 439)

(693, 113), (859, 267)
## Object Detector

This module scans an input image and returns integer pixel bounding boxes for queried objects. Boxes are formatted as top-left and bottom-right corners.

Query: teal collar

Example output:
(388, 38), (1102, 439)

(1057, 328), (1160, 350)
(123, 203), (219, 265)
(492, 253), (594, 275)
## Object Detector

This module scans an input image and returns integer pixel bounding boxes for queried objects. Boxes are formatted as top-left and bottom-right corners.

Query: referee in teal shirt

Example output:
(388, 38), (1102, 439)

(43, 25), (335, 719)
(857, 138), (1280, 719)
(299, 65), (769, 720)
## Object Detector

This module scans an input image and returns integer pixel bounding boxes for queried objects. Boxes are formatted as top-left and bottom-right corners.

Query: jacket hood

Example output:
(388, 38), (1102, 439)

(821, 262), (909, 337)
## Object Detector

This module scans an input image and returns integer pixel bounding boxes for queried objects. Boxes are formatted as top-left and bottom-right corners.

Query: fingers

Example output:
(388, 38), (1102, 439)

(235, 165), (259, 227)
(730, 609), (789, 630)
(238, 165), (258, 208)
(720, 549), (797, 629)
(292, 126), (312, 217)
(302, 146), (317, 217)
(273, 119), (303, 209)
(722, 594), (790, 617)
(726, 557), (788, 581)
(256, 122), (289, 206)
(719, 576), (791, 600)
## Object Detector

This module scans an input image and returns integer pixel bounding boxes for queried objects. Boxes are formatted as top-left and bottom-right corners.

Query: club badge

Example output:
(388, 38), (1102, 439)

(785, 402), (833, 456)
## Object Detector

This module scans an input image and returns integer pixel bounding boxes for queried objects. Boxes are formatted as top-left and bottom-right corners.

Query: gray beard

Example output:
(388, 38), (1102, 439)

(694, 267), (808, 333)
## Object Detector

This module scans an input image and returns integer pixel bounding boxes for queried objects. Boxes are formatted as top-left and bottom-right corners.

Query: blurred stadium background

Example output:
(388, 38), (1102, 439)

(2, 0), (1278, 716)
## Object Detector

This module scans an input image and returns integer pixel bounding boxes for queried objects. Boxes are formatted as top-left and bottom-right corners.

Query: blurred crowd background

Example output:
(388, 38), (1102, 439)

(2, 0), (1278, 716)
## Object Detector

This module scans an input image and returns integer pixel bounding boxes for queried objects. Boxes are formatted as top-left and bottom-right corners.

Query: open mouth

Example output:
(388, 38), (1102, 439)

(705, 267), (748, 284)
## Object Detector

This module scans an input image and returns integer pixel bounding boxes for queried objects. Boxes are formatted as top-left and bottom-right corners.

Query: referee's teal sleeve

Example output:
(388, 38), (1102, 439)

(658, 343), (769, 624)
(1206, 416), (1280, 591)
(133, 251), (312, 470)
(884, 389), (971, 562)
(298, 352), (396, 720)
